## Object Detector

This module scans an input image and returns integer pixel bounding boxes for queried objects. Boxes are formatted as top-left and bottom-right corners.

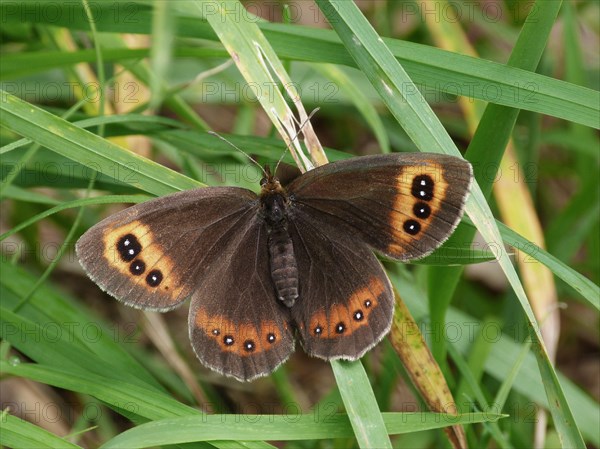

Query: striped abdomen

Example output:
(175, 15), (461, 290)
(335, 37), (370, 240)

(267, 223), (298, 308)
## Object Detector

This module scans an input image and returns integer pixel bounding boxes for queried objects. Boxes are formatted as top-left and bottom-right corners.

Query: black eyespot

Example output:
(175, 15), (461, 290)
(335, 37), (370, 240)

(335, 322), (345, 334)
(353, 310), (364, 321)
(129, 259), (146, 276)
(212, 329), (220, 336)
(412, 175), (434, 201)
(314, 326), (323, 336)
(244, 340), (256, 352)
(117, 234), (141, 262)
(364, 299), (372, 308)
(413, 202), (431, 219)
(146, 270), (163, 287)
(223, 335), (234, 346)
(267, 333), (276, 343)
(403, 220), (421, 235)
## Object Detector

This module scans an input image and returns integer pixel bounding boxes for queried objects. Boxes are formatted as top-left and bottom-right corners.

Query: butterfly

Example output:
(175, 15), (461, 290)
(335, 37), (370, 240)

(76, 152), (472, 381)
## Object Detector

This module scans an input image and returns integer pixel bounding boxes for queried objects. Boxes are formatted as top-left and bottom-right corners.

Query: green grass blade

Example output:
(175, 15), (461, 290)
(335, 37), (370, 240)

(495, 220), (600, 311)
(331, 360), (392, 449)
(0, 195), (148, 242)
(0, 413), (83, 449)
(96, 411), (503, 449)
(1, 307), (158, 391)
(412, 246), (496, 266)
(1, 185), (61, 205)
(0, 91), (200, 195)
(446, 344), (511, 449)
(315, 0), (455, 155)
(148, 1), (175, 109)
(0, 360), (196, 420)
(0, 113), (184, 156)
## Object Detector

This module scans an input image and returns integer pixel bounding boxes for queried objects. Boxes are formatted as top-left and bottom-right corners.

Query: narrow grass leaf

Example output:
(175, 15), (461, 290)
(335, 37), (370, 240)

(0, 113), (184, 156)
(412, 247), (496, 266)
(331, 360), (392, 449)
(0, 413), (83, 449)
(316, 1), (468, 446)
(446, 344), (511, 449)
(0, 195), (149, 242)
(0, 361), (197, 421)
(495, 220), (600, 311)
(0, 185), (61, 205)
(0, 91), (200, 195)
(98, 412), (503, 449)
(149, 1), (175, 109)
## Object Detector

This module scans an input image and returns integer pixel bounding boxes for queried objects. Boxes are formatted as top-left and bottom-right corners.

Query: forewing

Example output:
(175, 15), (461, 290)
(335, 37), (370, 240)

(287, 153), (472, 260)
(76, 187), (258, 311)
(188, 214), (294, 382)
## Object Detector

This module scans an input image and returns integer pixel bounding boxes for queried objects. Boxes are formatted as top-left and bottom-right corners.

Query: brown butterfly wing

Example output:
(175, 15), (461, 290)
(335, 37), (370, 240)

(287, 208), (394, 360)
(188, 213), (295, 382)
(76, 187), (258, 311)
(287, 153), (472, 261)
(285, 153), (471, 359)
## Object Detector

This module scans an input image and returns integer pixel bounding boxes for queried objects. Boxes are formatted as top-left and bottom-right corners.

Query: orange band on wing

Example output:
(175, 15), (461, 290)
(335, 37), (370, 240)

(195, 309), (286, 356)
(308, 276), (386, 339)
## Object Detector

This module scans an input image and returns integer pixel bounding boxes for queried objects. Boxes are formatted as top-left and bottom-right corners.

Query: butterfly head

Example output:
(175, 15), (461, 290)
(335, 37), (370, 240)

(259, 165), (285, 196)
(259, 166), (289, 225)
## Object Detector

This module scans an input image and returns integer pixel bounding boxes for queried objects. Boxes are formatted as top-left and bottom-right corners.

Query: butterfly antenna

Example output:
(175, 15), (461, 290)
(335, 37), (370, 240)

(207, 131), (267, 177)
(274, 107), (320, 174)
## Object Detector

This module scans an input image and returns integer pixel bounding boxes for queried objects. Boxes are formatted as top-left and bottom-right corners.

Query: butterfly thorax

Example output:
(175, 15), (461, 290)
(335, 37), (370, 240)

(260, 175), (299, 308)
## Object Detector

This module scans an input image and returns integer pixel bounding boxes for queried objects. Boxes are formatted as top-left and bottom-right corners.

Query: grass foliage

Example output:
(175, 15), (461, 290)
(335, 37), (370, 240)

(1, 1), (598, 448)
